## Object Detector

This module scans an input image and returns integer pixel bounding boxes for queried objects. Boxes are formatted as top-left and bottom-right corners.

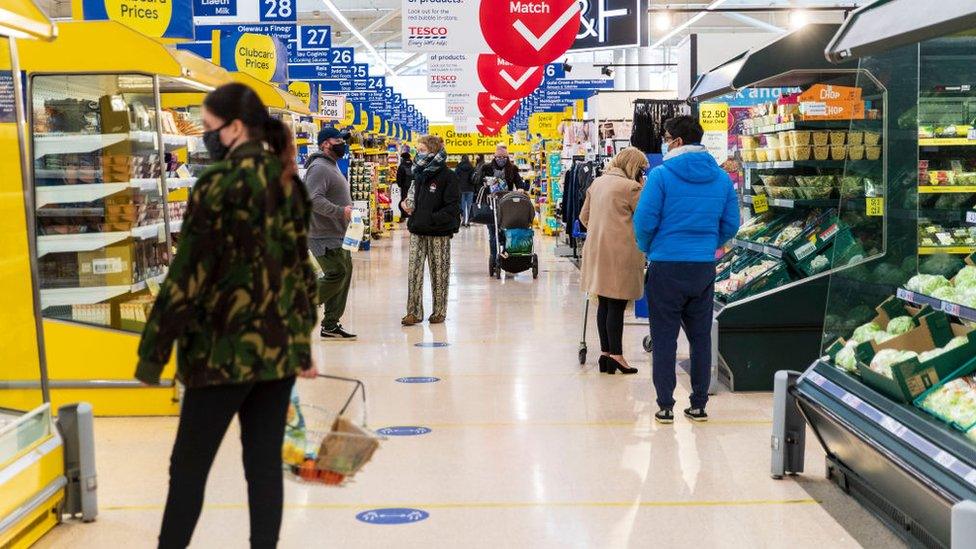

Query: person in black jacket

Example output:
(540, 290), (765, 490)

(455, 155), (476, 226)
(395, 152), (413, 221)
(473, 144), (527, 264)
(401, 135), (461, 326)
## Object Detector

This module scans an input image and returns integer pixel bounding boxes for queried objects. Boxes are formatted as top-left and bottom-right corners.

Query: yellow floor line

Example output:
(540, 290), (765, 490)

(104, 498), (818, 513)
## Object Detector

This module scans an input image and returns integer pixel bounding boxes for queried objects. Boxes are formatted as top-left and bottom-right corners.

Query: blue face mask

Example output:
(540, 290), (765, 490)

(415, 152), (429, 164)
(661, 138), (676, 155)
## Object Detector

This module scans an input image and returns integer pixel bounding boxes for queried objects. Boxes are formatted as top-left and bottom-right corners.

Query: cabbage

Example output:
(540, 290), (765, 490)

(835, 341), (859, 373)
(851, 322), (884, 343)
(868, 349), (918, 378)
(931, 285), (958, 302)
(955, 265), (976, 287)
(919, 336), (970, 363)
(873, 331), (896, 344)
(918, 375), (976, 427)
(886, 316), (914, 335)
(906, 274), (951, 294)
(920, 254), (965, 278)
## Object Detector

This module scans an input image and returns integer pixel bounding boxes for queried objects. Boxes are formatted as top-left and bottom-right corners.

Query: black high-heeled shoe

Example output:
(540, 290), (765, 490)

(606, 357), (638, 375)
(598, 355), (610, 373)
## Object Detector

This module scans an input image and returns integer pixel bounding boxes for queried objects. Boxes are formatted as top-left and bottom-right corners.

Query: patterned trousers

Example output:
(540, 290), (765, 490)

(407, 234), (452, 319)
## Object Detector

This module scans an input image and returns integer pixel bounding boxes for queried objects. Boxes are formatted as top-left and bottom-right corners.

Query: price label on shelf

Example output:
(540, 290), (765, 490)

(966, 469), (976, 488)
(968, 128), (976, 141)
(896, 288), (915, 302)
(966, 210), (976, 224)
(866, 197), (884, 217)
(752, 194), (769, 214)
(793, 242), (817, 261)
(841, 393), (863, 408)
(936, 232), (955, 246)
(941, 301), (961, 316)
(880, 416), (908, 438)
(934, 450), (958, 469)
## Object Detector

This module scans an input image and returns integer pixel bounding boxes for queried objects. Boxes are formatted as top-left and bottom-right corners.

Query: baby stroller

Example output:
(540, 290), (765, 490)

(489, 191), (539, 280)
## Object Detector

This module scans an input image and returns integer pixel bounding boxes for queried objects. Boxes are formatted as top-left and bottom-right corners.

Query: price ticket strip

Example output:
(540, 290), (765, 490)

(801, 368), (976, 490)
(897, 288), (976, 323)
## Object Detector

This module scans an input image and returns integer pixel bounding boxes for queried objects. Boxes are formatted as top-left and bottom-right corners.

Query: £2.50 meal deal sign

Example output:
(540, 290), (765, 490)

(82, 0), (194, 39)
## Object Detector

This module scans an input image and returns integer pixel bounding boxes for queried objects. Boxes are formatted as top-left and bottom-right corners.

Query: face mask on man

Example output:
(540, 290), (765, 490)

(494, 156), (508, 167)
(329, 142), (347, 158)
(661, 137), (678, 156)
(203, 121), (232, 161)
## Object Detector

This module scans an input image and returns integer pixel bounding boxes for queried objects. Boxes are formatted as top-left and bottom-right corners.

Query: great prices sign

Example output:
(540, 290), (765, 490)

(81, 0), (194, 39)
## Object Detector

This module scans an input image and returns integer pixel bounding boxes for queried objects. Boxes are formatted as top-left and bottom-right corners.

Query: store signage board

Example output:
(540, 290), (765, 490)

(217, 30), (289, 84)
(194, 0), (236, 17)
(287, 81), (318, 113)
(427, 54), (481, 93)
(402, 0), (487, 52)
(699, 102), (729, 164)
(80, 0), (195, 39)
(480, 0), (583, 66)
(570, 0), (638, 51)
(320, 94), (346, 120)
(478, 93), (520, 125)
(0, 72), (14, 124)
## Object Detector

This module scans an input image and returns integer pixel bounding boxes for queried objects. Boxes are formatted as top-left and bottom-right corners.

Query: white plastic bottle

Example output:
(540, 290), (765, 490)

(342, 209), (365, 252)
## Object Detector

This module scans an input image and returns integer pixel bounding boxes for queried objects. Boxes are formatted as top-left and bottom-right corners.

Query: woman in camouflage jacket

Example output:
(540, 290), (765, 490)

(135, 83), (319, 548)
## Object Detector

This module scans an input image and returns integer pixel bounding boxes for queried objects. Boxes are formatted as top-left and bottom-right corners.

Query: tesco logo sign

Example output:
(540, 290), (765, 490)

(408, 26), (448, 36)
(431, 75), (457, 83)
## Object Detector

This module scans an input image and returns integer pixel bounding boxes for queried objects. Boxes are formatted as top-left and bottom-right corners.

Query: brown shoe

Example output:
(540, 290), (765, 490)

(401, 314), (422, 326)
(428, 314), (446, 324)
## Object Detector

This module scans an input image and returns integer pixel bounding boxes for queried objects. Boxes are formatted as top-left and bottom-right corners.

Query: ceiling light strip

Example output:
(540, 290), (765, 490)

(650, 0), (730, 49)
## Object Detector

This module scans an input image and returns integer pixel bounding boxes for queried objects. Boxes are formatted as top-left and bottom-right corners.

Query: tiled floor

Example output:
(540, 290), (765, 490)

(38, 227), (905, 548)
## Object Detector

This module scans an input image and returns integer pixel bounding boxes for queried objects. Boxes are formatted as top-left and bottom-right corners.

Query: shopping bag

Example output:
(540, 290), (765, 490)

(504, 228), (534, 254)
(470, 186), (495, 225)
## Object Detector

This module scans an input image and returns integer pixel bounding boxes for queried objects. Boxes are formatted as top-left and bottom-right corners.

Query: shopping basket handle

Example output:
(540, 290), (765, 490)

(316, 374), (367, 422)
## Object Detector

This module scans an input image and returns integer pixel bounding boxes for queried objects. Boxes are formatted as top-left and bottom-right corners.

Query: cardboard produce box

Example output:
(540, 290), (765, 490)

(854, 312), (976, 403)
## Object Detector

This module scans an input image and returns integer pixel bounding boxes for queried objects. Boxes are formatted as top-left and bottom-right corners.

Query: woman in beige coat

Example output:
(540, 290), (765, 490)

(580, 148), (649, 375)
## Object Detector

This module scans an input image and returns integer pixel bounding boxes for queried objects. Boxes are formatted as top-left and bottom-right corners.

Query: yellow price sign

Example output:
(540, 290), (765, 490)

(752, 194), (769, 213)
(866, 197), (884, 216)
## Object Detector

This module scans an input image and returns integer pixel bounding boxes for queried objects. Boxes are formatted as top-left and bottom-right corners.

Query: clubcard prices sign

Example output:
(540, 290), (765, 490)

(81, 0), (194, 38)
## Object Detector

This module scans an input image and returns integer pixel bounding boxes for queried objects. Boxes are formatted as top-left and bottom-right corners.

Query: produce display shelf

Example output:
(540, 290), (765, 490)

(919, 138), (976, 147)
(918, 185), (976, 194)
(896, 287), (976, 322)
(742, 119), (878, 136)
(37, 222), (165, 256)
(918, 246), (976, 255)
(799, 363), (976, 491)
(742, 160), (879, 170)
(730, 238), (784, 258)
(39, 272), (167, 308)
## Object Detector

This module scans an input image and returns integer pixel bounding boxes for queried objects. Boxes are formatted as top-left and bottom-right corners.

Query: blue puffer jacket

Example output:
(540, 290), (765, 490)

(634, 145), (740, 262)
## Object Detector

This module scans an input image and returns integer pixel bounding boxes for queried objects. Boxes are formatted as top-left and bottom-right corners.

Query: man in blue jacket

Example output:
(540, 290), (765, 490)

(634, 115), (739, 424)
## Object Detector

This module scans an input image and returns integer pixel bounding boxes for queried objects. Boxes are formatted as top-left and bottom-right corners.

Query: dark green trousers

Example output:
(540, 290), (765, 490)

(314, 248), (353, 329)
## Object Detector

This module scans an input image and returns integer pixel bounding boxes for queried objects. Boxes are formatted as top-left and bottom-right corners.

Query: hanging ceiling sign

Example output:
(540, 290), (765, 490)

(193, 0), (296, 23)
(402, 0), (487, 52)
(477, 93), (520, 125)
(288, 81), (319, 112)
(321, 94), (346, 120)
(570, 0), (639, 51)
(477, 54), (543, 100)
(80, 0), (194, 39)
(479, 0), (582, 66)
(216, 30), (289, 84)
(427, 54), (480, 93)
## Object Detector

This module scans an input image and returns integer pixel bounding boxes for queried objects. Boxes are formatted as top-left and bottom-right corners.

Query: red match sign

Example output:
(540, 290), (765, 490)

(478, 93), (521, 124)
(477, 117), (505, 136)
(477, 54), (543, 100)
(479, 0), (582, 67)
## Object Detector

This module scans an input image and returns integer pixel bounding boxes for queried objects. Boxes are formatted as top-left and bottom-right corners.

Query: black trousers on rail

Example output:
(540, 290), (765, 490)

(596, 296), (628, 355)
(158, 376), (295, 549)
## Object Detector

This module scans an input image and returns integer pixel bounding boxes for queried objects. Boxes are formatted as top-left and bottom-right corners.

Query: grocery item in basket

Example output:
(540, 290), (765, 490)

(812, 131), (829, 146)
(814, 145), (830, 161)
(741, 149), (758, 162)
(956, 173), (976, 185)
(752, 184), (766, 195)
(756, 149), (770, 162)
(851, 321), (884, 344)
(847, 131), (864, 146)
(715, 260), (780, 296)
(766, 148), (781, 162)
(868, 349), (919, 379)
(866, 146), (881, 160)
(864, 131), (881, 146)
(831, 145), (848, 161)
(830, 131), (847, 146)
(739, 135), (759, 150)
(792, 146), (812, 161)
(735, 214), (771, 238)
(835, 340), (859, 373)
(918, 336), (969, 363)
(918, 373), (976, 429)
(886, 316), (914, 336)
(929, 171), (954, 185)
(772, 224), (803, 247)
(778, 146), (791, 162)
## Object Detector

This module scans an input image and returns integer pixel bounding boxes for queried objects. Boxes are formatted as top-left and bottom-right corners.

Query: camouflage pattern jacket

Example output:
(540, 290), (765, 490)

(136, 141), (319, 387)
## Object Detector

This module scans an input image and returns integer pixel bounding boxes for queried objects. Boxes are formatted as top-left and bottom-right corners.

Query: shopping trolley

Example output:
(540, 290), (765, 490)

(577, 277), (653, 366)
(283, 374), (382, 486)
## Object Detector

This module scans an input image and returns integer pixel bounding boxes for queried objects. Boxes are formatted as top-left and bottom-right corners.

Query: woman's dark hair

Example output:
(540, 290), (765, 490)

(203, 83), (290, 156)
(663, 115), (704, 144)
(460, 154), (470, 162)
(400, 152), (412, 163)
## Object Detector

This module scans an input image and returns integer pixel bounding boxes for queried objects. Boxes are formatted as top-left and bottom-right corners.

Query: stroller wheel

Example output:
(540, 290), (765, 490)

(532, 266), (538, 279)
(578, 346), (587, 365)
(643, 335), (653, 353)
(488, 258), (494, 277)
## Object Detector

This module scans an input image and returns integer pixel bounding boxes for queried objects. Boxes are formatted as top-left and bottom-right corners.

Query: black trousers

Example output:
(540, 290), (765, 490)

(596, 296), (627, 355)
(158, 376), (296, 549)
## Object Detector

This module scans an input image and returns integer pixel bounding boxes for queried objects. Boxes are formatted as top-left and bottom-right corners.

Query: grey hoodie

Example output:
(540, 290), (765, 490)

(303, 152), (352, 254)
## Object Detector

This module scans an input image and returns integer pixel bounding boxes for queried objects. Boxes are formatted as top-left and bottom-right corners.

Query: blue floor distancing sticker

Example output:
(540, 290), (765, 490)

(356, 508), (429, 525)
(414, 342), (450, 348)
(377, 426), (432, 436)
(396, 376), (441, 384)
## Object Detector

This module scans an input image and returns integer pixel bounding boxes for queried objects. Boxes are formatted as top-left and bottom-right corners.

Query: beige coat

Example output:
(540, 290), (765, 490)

(579, 167), (645, 301)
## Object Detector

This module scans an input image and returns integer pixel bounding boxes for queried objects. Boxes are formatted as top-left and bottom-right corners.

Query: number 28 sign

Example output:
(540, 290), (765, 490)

(260, 0), (296, 22)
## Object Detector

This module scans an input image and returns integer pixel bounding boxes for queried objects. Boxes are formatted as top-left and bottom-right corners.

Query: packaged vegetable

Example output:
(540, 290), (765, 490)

(918, 374), (976, 429)
(868, 349), (919, 379)
(886, 316), (914, 336)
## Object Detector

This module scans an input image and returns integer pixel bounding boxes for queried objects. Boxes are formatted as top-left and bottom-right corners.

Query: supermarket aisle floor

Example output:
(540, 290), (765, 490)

(39, 228), (905, 549)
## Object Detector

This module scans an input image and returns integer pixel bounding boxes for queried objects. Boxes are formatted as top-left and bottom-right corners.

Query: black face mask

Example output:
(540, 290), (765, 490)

(329, 143), (347, 158)
(203, 121), (232, 161)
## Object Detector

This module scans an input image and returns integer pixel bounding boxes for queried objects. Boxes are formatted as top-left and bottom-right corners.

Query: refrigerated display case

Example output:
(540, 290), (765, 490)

(778, 6), (976, 547)
(14, 21), (232, 415)
(689, 23), (892, 391)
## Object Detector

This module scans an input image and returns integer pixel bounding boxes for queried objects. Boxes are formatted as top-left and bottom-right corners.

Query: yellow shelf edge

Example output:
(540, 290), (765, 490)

(918, 246), (976, 255)
(919, 138), (976, 146)
(918, 185), (976, 194)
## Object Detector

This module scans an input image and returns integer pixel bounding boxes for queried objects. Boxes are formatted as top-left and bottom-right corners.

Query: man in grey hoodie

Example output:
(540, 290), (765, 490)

(304, 127), (356, 340)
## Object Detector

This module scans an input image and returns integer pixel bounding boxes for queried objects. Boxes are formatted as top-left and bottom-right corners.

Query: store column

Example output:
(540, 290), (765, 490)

(613, 49), (627, 90)
(638, 47), (654, 91)
(625, 48), (639, 91)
